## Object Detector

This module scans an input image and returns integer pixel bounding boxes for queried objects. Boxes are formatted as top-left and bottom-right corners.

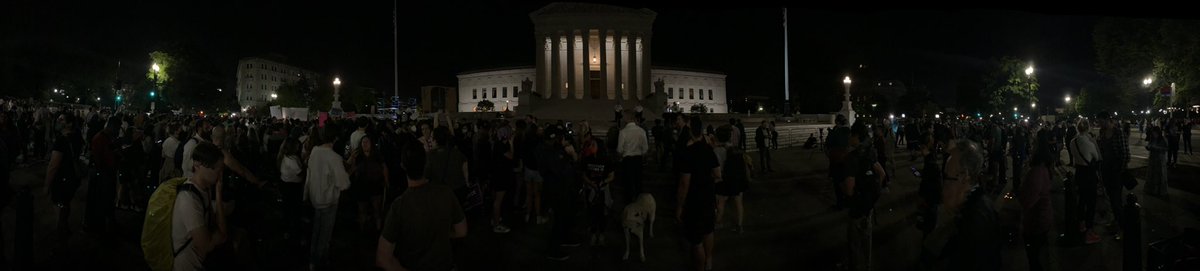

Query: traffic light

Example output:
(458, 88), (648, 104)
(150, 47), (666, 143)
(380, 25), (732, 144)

(116, 95), (123, 102)
(150, 91), (156, 97)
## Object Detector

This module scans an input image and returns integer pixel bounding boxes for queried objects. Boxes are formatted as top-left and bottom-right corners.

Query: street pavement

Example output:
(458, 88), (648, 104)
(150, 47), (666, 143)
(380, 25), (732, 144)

(3, 130), (1200, 270)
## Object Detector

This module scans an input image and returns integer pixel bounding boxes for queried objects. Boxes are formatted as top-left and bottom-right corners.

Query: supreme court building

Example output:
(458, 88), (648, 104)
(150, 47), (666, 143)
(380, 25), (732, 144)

(449, 3), (728, 120)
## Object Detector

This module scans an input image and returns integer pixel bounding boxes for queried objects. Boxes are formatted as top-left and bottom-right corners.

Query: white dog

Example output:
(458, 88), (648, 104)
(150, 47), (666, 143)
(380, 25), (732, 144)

(622, 193), (656, 262)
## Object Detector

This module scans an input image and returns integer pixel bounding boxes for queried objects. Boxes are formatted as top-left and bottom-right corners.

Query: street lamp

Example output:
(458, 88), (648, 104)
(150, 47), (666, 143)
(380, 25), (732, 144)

(1031, 102), (1036, 109)
(1143, 77), (1153, 86)
(332, 77), (343, 112)
(1025, 65), (1034, 76)
(270, 93), (277, 99)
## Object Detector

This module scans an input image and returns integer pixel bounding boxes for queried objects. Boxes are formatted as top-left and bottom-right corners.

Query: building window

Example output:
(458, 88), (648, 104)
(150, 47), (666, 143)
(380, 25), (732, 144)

(502, 87), (507, 98)
(492, 88), (497, 98)
(473, 89), (477, 99)
(689, 89), (694, 99)
(708, 89), (713, 100)
(668, 88), (673, 99)
(514, 86), (519, 96)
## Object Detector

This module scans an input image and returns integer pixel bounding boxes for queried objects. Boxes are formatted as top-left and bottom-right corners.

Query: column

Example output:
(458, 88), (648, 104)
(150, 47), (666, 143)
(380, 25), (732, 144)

(614, 31), (623, 101)
(550, 31), (560, 100)
(642, 33), (652, 98)
(581, 28), (590, 100)
(627, 32), (637, 100)
(566, 29), (575, 100)
(536, 33), (546, 97)
(599, 29), (608, 100)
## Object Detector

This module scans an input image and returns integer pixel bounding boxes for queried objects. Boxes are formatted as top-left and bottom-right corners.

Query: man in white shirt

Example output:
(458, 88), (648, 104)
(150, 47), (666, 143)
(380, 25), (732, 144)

(172, 142), (228, 271)
(1068, 120), (1103, 244)
(182, 120), (212, 178)
(617, 112), (648, 202)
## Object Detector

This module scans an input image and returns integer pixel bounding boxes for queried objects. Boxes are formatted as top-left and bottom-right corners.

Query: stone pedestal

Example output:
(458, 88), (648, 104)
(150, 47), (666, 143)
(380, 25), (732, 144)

(840, 100), (855, 126)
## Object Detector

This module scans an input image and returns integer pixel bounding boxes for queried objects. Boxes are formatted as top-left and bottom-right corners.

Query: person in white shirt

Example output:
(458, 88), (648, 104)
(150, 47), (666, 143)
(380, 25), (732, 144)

(304, 125), (351, 270)
(617, 112), (649, 202)
(349, 117), (369, 154)
(182, 120), (212, 178)
(159, 123), (182, 181)
(1068, 120), (1103, 244)
(172, 142), (227, 271)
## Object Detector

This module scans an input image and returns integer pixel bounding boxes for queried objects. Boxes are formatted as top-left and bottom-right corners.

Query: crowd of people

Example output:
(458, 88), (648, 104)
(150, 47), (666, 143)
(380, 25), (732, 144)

(2, 96), (1198, 270)
(825, 112), (1195, 271)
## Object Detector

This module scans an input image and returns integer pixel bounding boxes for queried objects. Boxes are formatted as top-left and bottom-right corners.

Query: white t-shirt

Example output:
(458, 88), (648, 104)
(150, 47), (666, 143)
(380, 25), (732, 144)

(172, 179), (210, 271)
(349, 130), (366, 154)
(162, 137), (181, 159)
(181, 135), (203, 178)
(280, 156), (303, 183)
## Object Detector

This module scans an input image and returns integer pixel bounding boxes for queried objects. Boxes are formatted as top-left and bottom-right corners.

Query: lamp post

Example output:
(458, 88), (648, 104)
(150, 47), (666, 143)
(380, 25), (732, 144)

(151, 63), (161, 112)
(331, 77), (343, 118)
(840, 76), (855, 125)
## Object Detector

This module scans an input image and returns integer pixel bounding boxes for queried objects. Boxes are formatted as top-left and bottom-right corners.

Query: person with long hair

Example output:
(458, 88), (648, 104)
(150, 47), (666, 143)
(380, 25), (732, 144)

(676, 115), (721, 271)
(348, 135), (389, 231)
(1145, 125), (1169, 199)
(714, 125), (750, 233)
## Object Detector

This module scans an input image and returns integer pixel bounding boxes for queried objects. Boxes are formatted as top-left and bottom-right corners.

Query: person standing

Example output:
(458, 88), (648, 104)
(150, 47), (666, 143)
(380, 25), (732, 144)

(614, 103), (624, 124)
(1183, 119), (1193, 155)
(769, 121), (779, 150)
(1009, 125), (1029, 192)
(714, 126), (749, 233)
(304, 125), (351, 270)
(826, 115), (851, 209)
(1098, 114), (1129, 240)
(172, 142), (229, 271)
(755, 120), (773, 173)
(84, 116), (121, 233)
(375, 145), (467, 271)
(1167, 119), (1180, 167)
(1145, 126), (1169, 199)
(1019, 150), (1054, 271)
(676, 116), (720, 271)
(44, 113), (84, 234)
(541, 125), (582, 260)
(617, 112), (649, 202)
(348, 135), (389, 232)
(1069, 121), (1102, 244)
(425, 127), (470, 204)
(843, 122), (885, 271)
(940, 139), (1001, 271)
(581, 132), (614, 246)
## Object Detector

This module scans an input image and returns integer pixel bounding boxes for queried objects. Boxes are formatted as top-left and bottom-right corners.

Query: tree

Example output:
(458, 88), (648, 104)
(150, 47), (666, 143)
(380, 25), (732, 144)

(274, 78), (312, 108)
(982, 56), (1039, 113)
(476, 100), (495, 112)
(146, 51), (174, 86)
(1094, 18), (1200, 108)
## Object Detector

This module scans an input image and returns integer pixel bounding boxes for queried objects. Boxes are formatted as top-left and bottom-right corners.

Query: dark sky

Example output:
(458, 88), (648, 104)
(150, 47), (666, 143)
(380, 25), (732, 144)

(6, 0), (1171, 112)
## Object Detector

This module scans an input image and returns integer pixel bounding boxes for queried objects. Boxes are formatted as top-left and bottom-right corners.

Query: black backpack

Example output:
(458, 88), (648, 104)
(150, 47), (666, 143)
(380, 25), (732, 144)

(849, 145), (881, 218)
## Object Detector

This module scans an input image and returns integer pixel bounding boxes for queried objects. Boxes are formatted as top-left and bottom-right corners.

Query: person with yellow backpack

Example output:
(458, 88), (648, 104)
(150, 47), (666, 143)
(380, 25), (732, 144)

(141, 142), (227, 271)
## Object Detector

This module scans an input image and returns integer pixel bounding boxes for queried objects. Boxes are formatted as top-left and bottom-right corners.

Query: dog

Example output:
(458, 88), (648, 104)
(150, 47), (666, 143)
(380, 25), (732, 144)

(622, 193), (656, 262)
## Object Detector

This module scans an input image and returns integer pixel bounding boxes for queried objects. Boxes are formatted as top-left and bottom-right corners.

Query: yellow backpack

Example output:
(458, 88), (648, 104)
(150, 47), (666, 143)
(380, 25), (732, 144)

(141, 177), (206, 271)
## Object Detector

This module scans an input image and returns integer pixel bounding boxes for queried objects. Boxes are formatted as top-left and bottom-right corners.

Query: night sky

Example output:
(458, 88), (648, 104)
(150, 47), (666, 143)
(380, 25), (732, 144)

(6, 1), (1175, 113)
